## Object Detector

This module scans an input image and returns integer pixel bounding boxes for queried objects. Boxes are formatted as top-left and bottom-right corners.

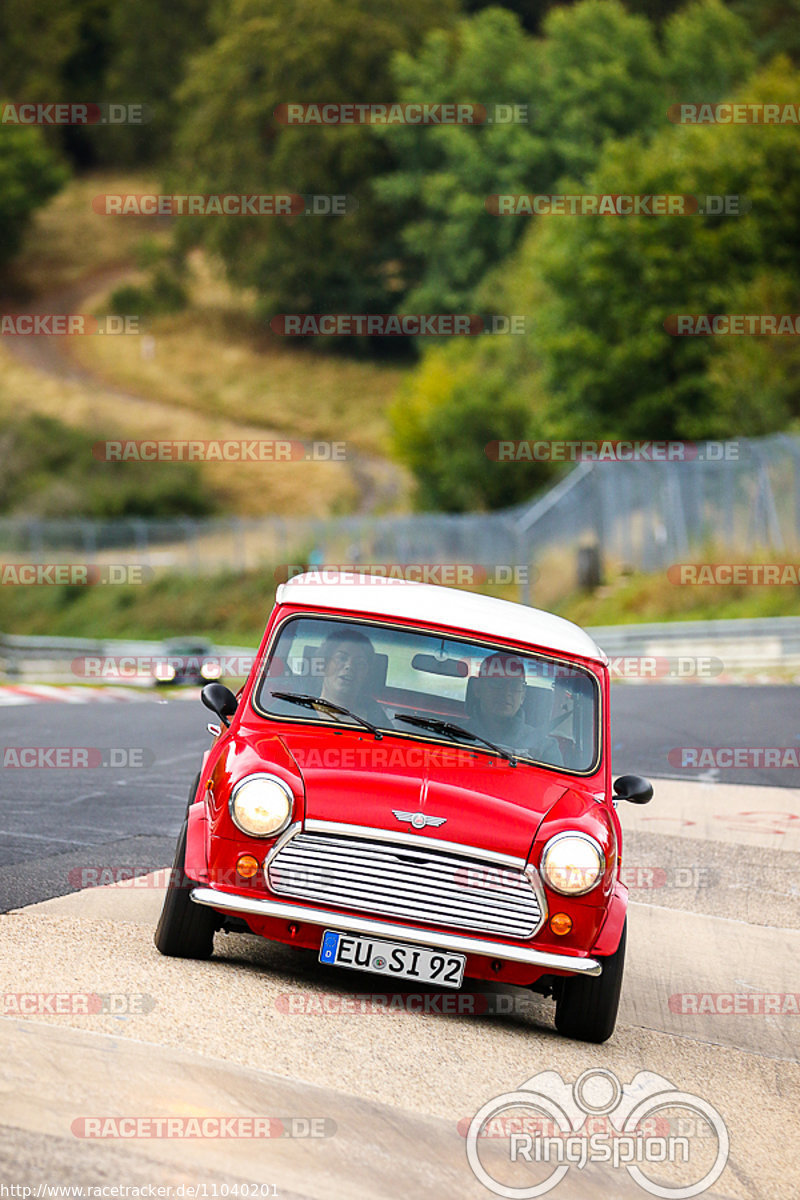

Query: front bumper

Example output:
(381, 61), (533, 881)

(189, 886), (602, 977)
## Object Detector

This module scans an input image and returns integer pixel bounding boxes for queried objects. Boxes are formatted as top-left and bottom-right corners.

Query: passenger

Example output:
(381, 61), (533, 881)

(471, 652), (562, 764)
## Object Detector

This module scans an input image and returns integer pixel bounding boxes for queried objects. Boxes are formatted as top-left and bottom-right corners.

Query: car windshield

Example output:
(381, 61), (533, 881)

(255, 616), (600, 773)
(166, 641), (211, 656)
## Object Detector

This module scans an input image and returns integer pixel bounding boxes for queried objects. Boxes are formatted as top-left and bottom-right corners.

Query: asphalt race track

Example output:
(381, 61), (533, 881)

(0, 683), (797, 910)
(0, 684), (798, 1198)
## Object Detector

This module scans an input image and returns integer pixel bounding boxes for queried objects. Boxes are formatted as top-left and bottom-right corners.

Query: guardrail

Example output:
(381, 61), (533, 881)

(0, 634), (256, 684)
(1, 434), (798, 580)
(590, 617), (800, 678)
(2, 619), (798, 684)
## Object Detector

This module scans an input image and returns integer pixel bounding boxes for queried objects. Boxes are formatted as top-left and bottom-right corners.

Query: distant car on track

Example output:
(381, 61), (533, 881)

(154, 638), (221, 687)
(155, 572), (653, 1042)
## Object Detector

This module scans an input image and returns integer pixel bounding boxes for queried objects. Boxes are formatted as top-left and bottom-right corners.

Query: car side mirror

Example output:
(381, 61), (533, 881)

(613, 774), (653, 805)
(201, 683), (238, 728)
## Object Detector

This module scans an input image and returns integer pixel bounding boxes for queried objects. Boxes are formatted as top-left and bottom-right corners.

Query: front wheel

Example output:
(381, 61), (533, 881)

(154, 821), (217, 959)
(553, 920), (626, 1043)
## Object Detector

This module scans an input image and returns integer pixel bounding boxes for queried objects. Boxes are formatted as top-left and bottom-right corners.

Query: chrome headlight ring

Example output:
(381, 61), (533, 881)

(229, 773), (294, 838)
(540, 831), (605, 897)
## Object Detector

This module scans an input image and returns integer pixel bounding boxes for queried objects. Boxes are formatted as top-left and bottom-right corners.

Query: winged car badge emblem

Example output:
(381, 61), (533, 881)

(392, 810), (447, 830)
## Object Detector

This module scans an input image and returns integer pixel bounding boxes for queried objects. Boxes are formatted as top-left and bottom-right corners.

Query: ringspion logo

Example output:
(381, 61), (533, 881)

(465, 1068), (729, 1198)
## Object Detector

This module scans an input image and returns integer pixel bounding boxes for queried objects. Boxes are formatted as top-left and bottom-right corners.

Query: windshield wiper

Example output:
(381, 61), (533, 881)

(394, 714), (517, 766)
(270, 691), (384, 739)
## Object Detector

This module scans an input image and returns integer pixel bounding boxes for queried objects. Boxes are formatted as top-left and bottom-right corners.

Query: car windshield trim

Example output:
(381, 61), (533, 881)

(252, 612), (602, 775)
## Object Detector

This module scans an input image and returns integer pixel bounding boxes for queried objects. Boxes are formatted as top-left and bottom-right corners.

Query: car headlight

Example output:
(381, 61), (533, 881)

(230, 774), (293, 838)
(155, 662), (175, 681)
(200, 662), (221, 680)
(540, 832), (604, 896)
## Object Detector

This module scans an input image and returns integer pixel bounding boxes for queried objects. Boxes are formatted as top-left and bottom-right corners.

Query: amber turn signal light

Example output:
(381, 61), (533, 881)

(236, 854), (260, 879)
(550, 912), (573, 936)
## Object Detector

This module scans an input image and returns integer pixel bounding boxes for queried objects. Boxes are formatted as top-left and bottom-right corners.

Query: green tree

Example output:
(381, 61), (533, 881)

(376, 1), (667, 315)
(732, 0), (800, 65)
(533, 55), (800, 440)
(0, 413), (215, 517)
(537, 0), (665, 179)
(0, 0), (115, 167)
(0, 123), (66, 265)
(171, 0), (457, 316)
(101, 0), (214, 164)
(392, 1), (764, 508)
(663, 0), (755, 104)
(391, 335), (553, 510)
(373, 9), (551, 314)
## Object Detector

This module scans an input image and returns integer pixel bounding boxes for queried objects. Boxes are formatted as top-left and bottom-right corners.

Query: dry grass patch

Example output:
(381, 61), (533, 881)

(0, 346), (363, 516)
(6, 172), (167, 296)
(66, 253), (407, 456)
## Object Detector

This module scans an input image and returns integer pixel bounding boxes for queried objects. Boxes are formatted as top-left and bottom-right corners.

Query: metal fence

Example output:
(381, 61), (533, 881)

(2, 434), (798, 584)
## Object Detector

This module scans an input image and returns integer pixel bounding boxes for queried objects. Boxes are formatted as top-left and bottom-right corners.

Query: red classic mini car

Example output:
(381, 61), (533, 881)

(155, 571), (652, 1042)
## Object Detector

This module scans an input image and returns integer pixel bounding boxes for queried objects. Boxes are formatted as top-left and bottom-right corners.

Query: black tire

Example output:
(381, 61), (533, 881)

(154, 820), (217, 959)
(553, 920), (626, 1043)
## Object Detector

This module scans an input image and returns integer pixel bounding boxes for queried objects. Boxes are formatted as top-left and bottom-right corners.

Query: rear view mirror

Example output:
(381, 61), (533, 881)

(411, 653), (469, 678)
(613, 774), (654, 805)
(201, 683), (238, 728)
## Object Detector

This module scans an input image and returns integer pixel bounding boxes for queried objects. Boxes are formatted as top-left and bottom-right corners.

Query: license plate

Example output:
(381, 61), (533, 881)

(319, 930), (466, 988)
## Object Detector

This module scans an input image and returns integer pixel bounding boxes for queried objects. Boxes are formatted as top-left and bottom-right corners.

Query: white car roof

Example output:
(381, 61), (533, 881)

(275, 571), (606, 664)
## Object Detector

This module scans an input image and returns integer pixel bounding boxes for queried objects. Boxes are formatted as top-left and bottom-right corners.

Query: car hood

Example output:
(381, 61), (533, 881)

(274, 727), (574, 863)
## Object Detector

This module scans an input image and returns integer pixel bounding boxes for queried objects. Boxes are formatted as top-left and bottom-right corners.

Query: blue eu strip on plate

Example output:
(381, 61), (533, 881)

(320, 930), (340, 962)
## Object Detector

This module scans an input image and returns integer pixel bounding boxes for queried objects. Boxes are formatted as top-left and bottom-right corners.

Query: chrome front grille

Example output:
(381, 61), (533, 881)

(266, 830), (543, 939)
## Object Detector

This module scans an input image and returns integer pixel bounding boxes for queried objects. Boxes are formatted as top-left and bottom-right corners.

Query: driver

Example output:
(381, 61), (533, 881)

(471, 652), (562, 764)
(317, 629), (390, 728)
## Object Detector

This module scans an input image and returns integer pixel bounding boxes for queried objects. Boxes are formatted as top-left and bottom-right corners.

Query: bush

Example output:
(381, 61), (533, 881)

(0, 412), (215, 518)
(109, 265), (188, 317)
